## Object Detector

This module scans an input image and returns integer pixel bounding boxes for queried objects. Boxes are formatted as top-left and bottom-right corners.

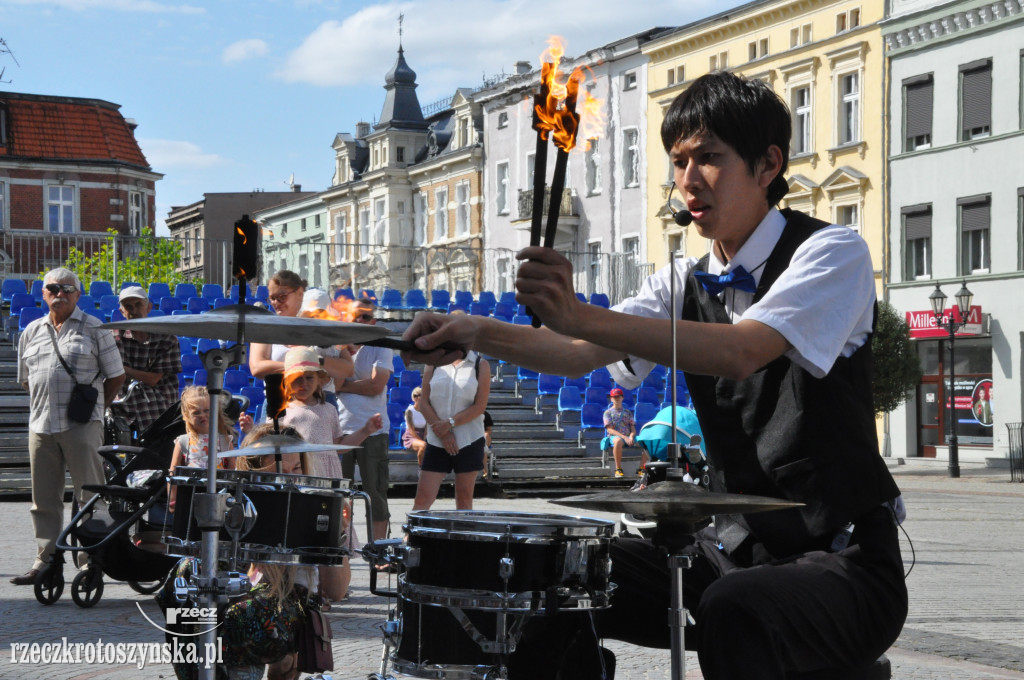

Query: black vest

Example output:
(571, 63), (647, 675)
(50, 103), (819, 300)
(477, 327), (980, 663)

(682, 209), (900, 559)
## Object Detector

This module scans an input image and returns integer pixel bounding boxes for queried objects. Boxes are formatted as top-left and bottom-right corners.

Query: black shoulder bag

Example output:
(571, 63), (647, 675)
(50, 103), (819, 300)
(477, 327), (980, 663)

(45, 324), (101, 424)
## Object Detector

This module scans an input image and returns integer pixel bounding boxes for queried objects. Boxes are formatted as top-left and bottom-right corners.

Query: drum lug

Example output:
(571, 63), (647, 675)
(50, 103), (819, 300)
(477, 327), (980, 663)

(402, 545), (420, 568)
(192, 492), (228, 530)
(498, 557), (514, 581)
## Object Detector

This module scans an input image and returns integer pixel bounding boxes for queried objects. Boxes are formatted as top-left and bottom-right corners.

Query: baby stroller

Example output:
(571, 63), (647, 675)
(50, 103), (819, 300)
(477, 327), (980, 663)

(36, 444), (180, 607)
(621, 406), (710, 540)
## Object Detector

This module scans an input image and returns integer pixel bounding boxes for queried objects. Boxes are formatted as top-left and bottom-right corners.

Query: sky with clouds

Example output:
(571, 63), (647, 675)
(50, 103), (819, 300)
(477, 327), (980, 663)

(0, 0), (729, 234)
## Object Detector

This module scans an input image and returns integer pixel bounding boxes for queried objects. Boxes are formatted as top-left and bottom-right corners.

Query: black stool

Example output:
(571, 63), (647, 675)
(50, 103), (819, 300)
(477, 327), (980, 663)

(787, 654), (891, 680)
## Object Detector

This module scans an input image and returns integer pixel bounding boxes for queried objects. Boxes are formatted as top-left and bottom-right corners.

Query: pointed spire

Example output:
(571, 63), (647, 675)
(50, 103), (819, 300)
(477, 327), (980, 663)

(376, 40), (427, 131)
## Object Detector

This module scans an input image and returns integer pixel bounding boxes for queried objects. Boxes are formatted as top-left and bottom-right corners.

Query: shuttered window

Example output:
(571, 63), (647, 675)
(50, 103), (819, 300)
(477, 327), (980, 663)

(903, 74), (933, 151)
(960, 59), (992, 141)
(902, 204), (931, 280)
(958, 195), (991, 274)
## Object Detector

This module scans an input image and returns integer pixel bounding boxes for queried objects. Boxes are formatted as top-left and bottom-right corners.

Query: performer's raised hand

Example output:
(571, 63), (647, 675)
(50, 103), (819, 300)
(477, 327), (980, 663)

(515, 246), (586, 335)
(401, 311), (472, 367)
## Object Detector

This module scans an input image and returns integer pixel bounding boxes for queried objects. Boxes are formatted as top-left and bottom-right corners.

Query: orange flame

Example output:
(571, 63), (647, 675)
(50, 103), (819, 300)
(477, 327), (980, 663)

(535, 36), (585, 152)
(235, 226), (248, 244)
(579, 90), (605, 151)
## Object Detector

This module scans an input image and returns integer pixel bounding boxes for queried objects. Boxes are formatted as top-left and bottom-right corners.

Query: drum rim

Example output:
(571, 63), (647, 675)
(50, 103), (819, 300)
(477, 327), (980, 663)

(162, 537), (351, 566)
(399, 580), (612, 612)
(405, 510), (614, 538)
(390, 656), (499, 680)
(169, 468), (351, 491)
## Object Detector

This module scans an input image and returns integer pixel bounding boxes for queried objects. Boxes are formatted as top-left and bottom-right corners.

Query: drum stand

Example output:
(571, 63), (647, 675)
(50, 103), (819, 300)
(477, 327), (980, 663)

(175, 343), (250, 680)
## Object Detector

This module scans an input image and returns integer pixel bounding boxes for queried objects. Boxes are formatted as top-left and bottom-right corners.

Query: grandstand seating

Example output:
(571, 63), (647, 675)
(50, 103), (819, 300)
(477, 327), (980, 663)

(9, 293), (35, 317)
(387, 403), (407, 429)
(492, 302), (515, 322)
(511, 315), (531, 325)
(584, 386), (608, 405)
(256, 285), (269, 300)
(469, 302), (490, 316)
(175, 283), (198, 300)
(196, 338), (220, 354)
(379, 289), (403, 310)
(148, 282), (171, 304)
(89, 281), (114, 299)
(335, 288), (354, 301)
(404, 289), (428, 310)
(30, 280), (44, 303)
(563, 376), (587, 392)
(454, 290), (474, 308)
(98, 295), (120, 320)
(391, 355), (406, 375)
(171, 309), (191, 316)
(192, 369), (207, 386)
(202, 284), (224, 300)
(535, 373), (563, 411)
(634, 402), (658, 431)
(223, 370), (250, 394)
(186, 297), (210, 314)
(214, 297), (234, 309)
(2, 279), (27, 307)
(555, 386), (584, 430)
(477, 291), (497, 311)
(589, 293), (610, 308)
(498, 291), (517, 306)
(615, 386), (637, 408)
(180, 354), (203, 380)
(637, 386), (661, 407)
(579, 402), (607, 443)
(240, 386), (265, 415)
(77, 295), (98, 310)
(148, 310), (167, 317)
(121, 281), (142, 291)
(398, 370), (422, 389)
(389, 386), (412, 406)
(588, 369), (613, 391)
(110, 310), (125, 322)
(429, 290), (450, 310)
(159, 297), (182, 314)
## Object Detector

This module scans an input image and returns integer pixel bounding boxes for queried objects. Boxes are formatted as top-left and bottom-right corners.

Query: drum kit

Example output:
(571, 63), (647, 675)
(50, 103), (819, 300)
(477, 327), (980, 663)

(102, 249), (800, 680)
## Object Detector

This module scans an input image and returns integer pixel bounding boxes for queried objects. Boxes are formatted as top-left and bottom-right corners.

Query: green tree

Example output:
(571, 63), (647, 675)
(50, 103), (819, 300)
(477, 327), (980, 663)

(47, 228), (198, 291)
(872, 300), (923, 415)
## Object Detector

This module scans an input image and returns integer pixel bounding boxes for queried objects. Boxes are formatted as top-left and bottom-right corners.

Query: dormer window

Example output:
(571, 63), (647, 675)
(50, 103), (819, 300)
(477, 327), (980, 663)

(497, 112), (509, 129)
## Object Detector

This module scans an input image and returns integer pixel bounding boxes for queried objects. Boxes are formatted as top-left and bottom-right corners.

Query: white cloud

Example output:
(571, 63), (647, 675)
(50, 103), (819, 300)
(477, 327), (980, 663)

(137, 138), (225, 170)
(274, 0), (713, 89)
(0, 0), (205, 12)
(222, 38), (270, 64)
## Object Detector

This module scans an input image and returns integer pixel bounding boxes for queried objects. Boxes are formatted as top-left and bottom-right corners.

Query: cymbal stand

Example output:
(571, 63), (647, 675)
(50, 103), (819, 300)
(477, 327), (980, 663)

(192, 342), (248, 679)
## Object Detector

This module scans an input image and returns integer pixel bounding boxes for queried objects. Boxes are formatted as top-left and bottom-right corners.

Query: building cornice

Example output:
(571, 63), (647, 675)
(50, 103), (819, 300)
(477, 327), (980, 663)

(883, 0), (1024, 52)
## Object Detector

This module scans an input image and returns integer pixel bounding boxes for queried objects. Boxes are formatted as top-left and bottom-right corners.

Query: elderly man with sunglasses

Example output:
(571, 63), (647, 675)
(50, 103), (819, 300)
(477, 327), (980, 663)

(12, 268), (124, 586)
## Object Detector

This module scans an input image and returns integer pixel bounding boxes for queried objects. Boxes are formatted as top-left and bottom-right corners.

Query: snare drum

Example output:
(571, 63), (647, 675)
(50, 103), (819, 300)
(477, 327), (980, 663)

(402, 510), (614, 611)
(165, 468), (352, 565)
(390, 511), (615, 679)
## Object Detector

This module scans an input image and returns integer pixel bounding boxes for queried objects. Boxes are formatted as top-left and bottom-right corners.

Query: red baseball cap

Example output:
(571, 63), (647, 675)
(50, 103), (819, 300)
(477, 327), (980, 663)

(609, 388), (624, 397)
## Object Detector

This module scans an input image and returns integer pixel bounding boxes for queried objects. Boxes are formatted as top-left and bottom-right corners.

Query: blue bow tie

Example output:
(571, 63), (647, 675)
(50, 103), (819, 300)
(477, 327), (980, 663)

(693, 265), (757, 295)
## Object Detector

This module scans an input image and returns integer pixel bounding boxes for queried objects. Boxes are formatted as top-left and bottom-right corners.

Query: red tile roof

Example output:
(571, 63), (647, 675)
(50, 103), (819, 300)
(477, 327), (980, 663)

(0, 91), (151, 169)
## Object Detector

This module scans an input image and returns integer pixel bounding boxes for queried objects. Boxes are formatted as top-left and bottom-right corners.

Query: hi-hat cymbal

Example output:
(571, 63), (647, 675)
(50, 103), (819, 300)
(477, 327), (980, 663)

(550, 480), (803, 522)
(102, 304), (391, 346)
(217, 434), (355, 459)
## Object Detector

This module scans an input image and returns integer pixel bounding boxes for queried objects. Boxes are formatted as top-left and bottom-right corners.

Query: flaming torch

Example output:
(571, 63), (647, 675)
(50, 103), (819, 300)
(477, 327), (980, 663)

(528, 37), (587, 327)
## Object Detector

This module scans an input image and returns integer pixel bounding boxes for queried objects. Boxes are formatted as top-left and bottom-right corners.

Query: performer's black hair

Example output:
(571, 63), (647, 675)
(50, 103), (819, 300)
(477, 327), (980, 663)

(661, 71), (791, 205)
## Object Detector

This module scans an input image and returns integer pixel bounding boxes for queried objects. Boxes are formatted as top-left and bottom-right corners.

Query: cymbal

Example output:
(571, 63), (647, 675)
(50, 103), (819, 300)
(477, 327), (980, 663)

(217, 434), (355, 459)
(550, 480), (803, 522)
(102, 304), (391, 346)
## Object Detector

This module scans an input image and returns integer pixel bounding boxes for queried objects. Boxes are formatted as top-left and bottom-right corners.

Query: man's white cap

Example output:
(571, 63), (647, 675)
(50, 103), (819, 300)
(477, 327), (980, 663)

(119, 286), (149, 302)
(301, 288), (332, 313)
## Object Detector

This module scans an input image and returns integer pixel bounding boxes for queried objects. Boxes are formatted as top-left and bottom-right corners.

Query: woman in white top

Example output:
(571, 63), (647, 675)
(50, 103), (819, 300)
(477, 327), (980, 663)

(403, 387), (428, 467)
(412, 350), (490, 511)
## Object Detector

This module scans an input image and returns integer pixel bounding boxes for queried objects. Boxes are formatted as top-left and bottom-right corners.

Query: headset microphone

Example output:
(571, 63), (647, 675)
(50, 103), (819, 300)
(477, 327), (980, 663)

(666, 183), (693, 226)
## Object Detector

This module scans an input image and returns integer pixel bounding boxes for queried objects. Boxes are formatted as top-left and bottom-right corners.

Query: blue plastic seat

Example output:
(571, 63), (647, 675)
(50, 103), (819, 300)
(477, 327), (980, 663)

(388, 386), (412, 406)
(590, 293), (610, 308)
(387, 403), (407, 429)
(196, 338), (220, 354)
(186, 297), (210, 314)
(404, 289), (427, 310)
(98, 294), (120, 318)
(148, 282), (171, 303)
(399, 370), (422, 389)
(17, 307), (45, 331)
(557, 386), (583, 412)
(30, 280), (44, 302)
(256, 285), (269, 301)
(213, 297), (234, 309)
(430, 290), (450, 310)
(76, 294), (97, 310)
(9, 293), (35, 317)
(454, 290), (473, 308)
(517, 366), (539, 381)
(170, 309), (191, 316)
(469, 302), (490, 316)
(536, 374), (563, 398)
(447, 302), (468, 314)
(110, 309), (125, 322)
(575, 293), (587, 303)
(192, 369), (207, 386)
(637, 386), (661, 407)
(174, 283), (198, 300)
(634, 402), (659, 431)
(585, 386), (608, 405)
(2, 279), (27, 306)
(392, 355), (406, 375)
(564, 376), (588, 392)
(588, 369), (613, 391)
(201, 284), (224, 300)
(178, 337), (195, 354)
(499, 291), (517, 306)
(159, 296), (182, 314)
(511, 314), (532, 326)
(379, 289), (403, 310)
(661, 394), (692, 410)
(493, 302), (515, 322)
(120, 281), (142, 291)
(180, 353), (203, 379)
(477, 291), (497, 311)
(641, 372), (665, 392)
(148, 310), (168, 317)
(580, 402), (606, 432)
(223, 370), (250, 394)
(358, 288), (376, 303)
(89, 281), (114, 299)
(335, 288), (354, 301)
(240, 386), (265, 415)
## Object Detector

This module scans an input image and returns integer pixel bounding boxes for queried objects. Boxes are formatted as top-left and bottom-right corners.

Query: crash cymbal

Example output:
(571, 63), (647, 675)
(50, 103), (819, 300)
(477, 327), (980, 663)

(550, 480), (803, 522)
(102, 304), (391, 346)
(217, 434), (355, 459)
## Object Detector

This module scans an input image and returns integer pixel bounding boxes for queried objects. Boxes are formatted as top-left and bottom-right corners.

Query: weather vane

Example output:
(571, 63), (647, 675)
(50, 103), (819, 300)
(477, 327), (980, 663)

(398, 13), (404, 46)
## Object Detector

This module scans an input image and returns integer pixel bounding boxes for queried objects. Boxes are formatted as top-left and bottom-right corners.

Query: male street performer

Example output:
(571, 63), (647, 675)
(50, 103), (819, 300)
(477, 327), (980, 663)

(401, 71), (906, 679)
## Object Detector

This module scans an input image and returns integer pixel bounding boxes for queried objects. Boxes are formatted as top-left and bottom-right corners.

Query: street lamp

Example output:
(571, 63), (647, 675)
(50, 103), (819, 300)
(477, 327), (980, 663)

(929, 280), (974, 478)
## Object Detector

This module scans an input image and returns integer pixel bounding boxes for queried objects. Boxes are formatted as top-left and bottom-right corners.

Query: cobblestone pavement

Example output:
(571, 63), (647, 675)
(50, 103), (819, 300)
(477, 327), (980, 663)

(1, 458), (1022, 679)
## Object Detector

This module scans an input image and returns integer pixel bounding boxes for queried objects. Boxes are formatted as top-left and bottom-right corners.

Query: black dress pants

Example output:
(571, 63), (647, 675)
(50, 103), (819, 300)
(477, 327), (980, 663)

(599, 506), (907, 680)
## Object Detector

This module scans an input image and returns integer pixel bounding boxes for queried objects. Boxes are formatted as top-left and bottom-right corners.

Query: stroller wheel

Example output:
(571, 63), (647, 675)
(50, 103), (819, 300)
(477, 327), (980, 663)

(71, 569), (104, 608)
(33, 566), (64, 605)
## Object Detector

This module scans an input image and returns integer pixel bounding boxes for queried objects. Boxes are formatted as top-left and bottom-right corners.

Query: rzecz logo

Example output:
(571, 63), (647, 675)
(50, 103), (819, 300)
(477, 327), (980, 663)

(136, 604), (223, 636)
